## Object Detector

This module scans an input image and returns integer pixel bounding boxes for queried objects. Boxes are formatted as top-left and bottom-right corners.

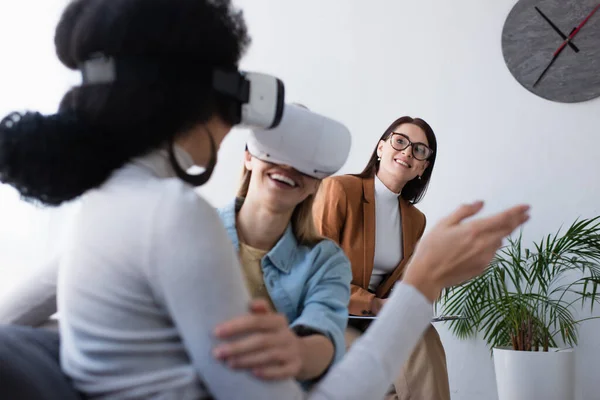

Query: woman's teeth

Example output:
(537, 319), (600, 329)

(270, 173), (296, 187)
(394, 159), (411, 168)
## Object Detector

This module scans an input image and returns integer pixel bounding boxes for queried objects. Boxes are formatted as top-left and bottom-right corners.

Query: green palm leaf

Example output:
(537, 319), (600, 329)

(439, 216), (600, 352)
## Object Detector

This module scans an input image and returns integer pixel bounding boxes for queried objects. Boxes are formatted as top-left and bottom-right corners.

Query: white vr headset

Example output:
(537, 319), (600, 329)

(246, 104), (352, 179)
(212, 70), (284, 130)
(80, 57), (351, 182)
(80, 54), (285, 130)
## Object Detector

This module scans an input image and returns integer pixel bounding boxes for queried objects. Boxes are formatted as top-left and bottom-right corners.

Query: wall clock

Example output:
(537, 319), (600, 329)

(502, 0), (600, 103)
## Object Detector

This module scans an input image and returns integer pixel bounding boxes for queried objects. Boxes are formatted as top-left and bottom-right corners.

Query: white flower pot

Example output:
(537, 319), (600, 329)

(493, 347), (575, 400)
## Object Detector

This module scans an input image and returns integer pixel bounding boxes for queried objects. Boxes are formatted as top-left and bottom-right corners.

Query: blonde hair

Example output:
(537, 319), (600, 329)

(237, 164), (323, 247)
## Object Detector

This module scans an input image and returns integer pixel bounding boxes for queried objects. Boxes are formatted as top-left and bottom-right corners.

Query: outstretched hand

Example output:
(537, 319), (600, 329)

(404, 201), (530, 302)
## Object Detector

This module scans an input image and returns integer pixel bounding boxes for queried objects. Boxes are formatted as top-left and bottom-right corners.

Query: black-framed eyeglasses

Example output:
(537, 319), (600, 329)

(389, 133), (433, 161)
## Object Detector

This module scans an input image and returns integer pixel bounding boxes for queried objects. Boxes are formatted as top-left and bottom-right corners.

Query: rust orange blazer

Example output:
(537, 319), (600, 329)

(314, 174), (451, 400)
(313, 174), (426, 316)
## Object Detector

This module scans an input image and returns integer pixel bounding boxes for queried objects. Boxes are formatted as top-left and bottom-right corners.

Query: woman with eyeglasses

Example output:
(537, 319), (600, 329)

(313, 116), (449, 400)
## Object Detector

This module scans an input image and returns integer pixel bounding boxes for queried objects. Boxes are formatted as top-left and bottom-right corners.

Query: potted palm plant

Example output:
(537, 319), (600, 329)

(440, 217), (600, 400)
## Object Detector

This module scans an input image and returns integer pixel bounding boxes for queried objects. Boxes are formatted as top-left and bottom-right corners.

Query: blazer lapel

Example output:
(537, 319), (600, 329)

(361, 177), (376, 288)
(400, 198), (415, 262)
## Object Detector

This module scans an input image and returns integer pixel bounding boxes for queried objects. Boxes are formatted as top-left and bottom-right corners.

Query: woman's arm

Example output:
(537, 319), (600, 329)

(217, 299), (336, 382)
(296, 335), (334, 381)
(290, 244), (352, 379)
(0, 255), (60, 327)
(214, 242), (351, 382)
(149, 191), (305, 399)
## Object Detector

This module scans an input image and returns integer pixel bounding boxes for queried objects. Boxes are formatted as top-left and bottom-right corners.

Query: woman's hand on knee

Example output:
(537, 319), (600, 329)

(213, 299), (303, 380)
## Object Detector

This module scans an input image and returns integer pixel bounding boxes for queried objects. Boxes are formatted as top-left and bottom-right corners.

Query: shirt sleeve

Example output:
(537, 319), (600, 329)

(147, 188), (306, 400)
(0, 255), (60, 327)
(289, 242), (352, 364)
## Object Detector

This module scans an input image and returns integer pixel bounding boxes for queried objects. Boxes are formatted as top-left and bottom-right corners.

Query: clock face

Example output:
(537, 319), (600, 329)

(502, 0), (600, 103)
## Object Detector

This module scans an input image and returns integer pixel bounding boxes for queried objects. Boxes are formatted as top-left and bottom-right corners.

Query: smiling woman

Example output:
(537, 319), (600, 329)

(313, 116), (447, 400)
(211, 105), (353, 385)
(237, 153), (323, 246)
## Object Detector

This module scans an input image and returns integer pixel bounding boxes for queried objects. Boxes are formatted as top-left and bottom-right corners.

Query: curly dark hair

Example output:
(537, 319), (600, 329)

(357, 116), (437, 204)
(0, 0), (250, 205)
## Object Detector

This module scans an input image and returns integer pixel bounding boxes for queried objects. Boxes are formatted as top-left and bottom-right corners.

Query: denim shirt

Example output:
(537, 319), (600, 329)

(217, 200), (352, 368)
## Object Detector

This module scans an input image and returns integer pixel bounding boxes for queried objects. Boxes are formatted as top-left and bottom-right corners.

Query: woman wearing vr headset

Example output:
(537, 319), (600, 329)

(0, 0), (529, 399)
(0, 105), (352, 386)
(313, 117), (449, 400)
(211, 104), (353, 384)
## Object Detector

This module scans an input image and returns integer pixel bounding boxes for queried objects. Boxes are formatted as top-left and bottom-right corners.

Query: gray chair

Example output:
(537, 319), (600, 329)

(0, 324), (82, 399)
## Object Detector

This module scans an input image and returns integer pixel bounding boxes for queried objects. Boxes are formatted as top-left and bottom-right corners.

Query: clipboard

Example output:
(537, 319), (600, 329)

(431, 315), (467, 322)
(348, 315), (467, 322)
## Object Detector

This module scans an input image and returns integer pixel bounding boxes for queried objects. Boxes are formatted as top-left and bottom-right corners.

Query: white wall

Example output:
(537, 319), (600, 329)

(1, 0), (598, 398)
(0, 0), (76, 293)
(215, 1), (599, 399)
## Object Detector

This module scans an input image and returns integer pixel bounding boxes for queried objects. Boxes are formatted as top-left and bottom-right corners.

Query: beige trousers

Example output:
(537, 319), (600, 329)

(345, 324), (450, 400)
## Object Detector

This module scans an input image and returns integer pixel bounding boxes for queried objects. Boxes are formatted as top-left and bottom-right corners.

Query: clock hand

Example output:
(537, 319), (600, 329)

(534, 7), (579, 52)
(533, 4), (600, 87)
(533, 54), (559, 87)
(552, 3), (600, 56)
(533, 29), (576, 87)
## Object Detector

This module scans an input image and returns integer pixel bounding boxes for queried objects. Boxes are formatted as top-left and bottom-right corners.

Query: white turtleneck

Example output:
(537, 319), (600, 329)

(369, 174), (403, 291)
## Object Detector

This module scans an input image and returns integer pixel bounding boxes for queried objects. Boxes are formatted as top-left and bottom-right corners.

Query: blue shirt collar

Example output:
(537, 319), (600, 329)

(219, 199), (298, 274)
